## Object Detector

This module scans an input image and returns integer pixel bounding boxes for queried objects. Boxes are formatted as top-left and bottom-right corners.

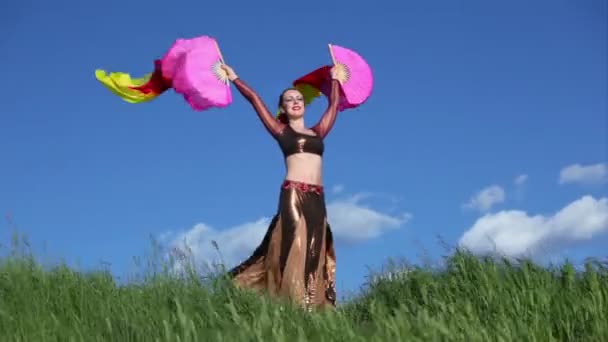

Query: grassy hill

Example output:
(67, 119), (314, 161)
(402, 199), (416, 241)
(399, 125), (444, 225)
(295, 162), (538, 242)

(0, 236), (606, 341)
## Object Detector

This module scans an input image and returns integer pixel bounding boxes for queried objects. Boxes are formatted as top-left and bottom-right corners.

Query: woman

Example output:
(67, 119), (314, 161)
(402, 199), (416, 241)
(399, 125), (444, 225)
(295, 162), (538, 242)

(219, 63), (341, 310)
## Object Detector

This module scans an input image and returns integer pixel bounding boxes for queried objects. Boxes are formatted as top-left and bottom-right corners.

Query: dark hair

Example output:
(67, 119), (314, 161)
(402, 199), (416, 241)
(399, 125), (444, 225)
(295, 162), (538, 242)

(276, 87), (302, 124)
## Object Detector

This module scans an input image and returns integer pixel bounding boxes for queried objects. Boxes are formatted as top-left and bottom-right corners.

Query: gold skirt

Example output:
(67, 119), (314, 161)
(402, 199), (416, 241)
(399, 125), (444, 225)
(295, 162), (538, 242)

(228, 180), (337, 310)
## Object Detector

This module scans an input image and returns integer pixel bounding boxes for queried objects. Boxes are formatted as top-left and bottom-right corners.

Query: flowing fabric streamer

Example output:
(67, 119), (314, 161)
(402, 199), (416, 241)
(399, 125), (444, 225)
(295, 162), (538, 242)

(95, 35), (232, 111)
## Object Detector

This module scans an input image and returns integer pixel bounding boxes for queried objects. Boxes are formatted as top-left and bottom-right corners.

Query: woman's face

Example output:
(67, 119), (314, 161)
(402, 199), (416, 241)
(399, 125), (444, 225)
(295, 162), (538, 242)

(281, 89), (305, 119)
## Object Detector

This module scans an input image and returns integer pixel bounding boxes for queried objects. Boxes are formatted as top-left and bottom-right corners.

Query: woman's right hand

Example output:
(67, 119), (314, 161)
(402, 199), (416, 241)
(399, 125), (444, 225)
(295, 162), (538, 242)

(220, 64), (239, 82)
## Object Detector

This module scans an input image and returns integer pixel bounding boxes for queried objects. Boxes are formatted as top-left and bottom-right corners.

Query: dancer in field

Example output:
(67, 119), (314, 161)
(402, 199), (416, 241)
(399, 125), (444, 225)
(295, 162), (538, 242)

(220, 63), (341, 310)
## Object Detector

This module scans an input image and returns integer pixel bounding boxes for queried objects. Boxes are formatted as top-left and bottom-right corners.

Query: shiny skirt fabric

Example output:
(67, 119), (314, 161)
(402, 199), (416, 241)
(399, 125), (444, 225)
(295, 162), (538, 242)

(228, 180), (337, 310)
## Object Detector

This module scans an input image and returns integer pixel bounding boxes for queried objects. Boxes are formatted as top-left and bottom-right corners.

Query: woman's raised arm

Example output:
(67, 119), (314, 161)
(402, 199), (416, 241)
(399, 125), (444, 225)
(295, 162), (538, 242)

(311, 78), (341, 138)
(232, 78), (285, 137)
(221, 64), (284, 137)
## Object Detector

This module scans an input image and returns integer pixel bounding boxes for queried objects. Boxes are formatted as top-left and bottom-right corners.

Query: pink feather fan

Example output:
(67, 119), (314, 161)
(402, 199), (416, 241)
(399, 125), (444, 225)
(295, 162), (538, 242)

(161, 35), (232, 111)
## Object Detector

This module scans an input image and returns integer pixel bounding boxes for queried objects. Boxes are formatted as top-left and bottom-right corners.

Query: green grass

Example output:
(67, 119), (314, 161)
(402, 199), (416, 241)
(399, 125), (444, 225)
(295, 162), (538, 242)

(1, 234), (607, 341)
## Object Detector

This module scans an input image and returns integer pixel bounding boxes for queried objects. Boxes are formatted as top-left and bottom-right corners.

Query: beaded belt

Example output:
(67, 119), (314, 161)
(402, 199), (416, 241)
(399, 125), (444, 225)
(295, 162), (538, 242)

(282, 180), (324, 194)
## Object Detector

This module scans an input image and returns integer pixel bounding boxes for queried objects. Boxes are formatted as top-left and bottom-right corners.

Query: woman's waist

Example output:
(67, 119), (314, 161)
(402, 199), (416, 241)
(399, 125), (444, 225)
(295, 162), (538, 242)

(282, 156), (324, 192)
(284, 159), (322, 180)
(284, 168), (322, 184)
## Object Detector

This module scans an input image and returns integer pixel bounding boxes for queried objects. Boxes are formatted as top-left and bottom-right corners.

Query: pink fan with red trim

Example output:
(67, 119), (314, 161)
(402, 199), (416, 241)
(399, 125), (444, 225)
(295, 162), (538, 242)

(288, 44), (374, 113)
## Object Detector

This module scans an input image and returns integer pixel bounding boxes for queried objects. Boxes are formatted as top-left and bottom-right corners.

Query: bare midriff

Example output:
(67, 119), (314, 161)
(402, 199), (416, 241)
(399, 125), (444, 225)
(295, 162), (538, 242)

(284, 153), (323, 185)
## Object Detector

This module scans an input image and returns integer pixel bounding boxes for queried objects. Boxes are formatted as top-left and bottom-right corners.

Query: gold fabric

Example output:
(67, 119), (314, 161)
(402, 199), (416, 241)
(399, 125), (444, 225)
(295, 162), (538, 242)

(228, 181), (336, 310)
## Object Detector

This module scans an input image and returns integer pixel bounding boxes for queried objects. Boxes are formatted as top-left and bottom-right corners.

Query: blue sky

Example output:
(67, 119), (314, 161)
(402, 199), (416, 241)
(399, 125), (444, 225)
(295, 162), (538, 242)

(1, 0), (606, 299)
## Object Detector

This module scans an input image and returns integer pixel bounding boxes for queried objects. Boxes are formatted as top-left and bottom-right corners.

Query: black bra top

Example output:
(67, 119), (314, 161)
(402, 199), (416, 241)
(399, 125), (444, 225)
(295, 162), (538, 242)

(276, 125), (324, 157)
(230, 78), (341, 156)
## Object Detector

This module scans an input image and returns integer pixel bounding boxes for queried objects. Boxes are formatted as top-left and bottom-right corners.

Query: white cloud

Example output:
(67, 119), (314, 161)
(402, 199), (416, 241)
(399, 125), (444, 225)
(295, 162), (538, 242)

(559, 163), (607, 185)
(326, 194), (411, 243)
(162, 192), (411, 270)
(514, 174), (528, 186)
(162, 218), (271, 271)
(462, 185), (506, 212)
(458, 195), (608, 258)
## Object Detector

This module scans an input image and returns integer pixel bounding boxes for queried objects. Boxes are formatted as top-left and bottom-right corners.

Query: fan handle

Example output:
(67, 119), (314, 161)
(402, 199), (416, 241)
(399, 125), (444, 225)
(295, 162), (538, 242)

(328, 43), (337, 65)
(327, 43), (345, 85)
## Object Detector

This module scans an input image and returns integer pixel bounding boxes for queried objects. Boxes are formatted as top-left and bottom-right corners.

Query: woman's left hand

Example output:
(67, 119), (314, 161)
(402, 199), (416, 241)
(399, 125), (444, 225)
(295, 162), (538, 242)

(330, 65), (340, 81)
(220, 64), (239, 82)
